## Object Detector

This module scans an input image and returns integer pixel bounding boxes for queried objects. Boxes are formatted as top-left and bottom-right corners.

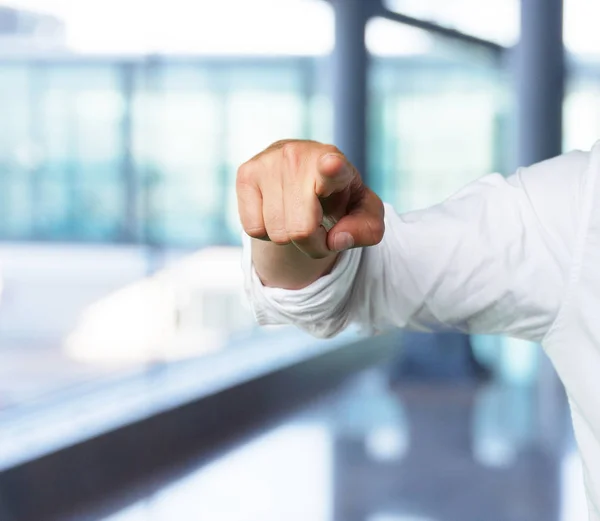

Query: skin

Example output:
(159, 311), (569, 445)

(236, 139), (386, 290)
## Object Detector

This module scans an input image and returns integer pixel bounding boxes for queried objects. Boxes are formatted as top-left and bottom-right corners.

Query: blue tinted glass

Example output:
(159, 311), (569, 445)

(0, 64), (34, 239)
(0, 59), (321, 246)
(37, 66), (127, 241)
(369, 22), (508, 212)
(132, 64), (226, 246)
(131, 61), (313, 247)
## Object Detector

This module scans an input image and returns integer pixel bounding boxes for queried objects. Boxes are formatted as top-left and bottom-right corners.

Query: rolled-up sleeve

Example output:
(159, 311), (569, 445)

(242, 150), (590, 342)
(242, 231), (363, 338)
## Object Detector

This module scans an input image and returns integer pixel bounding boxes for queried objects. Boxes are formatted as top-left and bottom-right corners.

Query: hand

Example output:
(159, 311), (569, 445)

(236, 140), (385, 259)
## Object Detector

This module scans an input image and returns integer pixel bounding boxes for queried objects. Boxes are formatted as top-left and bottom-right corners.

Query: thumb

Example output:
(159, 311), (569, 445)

(326, 189), (385, 251)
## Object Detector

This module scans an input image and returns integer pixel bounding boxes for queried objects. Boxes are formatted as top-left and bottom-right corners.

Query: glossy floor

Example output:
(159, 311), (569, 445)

(82, 370), (586, 521)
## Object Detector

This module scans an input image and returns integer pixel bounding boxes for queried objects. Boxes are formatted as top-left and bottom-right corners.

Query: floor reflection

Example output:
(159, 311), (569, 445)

(331, 375), (563, 521)
(91, 369), (582, 521)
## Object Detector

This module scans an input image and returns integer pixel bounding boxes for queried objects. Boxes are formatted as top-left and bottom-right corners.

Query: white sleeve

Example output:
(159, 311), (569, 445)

(242, 150), (589, 342)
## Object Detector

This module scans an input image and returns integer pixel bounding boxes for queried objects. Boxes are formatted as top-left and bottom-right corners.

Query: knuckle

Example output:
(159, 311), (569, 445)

(244, 225), (267, 239)
(281, 142), (302, 169)
(236, 162), (254, 186)
(287, 226), (317, 243)
(271, 236), (291, 246)
(267, 228), (290, 245)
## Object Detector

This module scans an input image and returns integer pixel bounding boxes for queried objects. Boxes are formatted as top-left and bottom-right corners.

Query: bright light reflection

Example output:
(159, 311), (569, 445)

(2, 0), (335, 55)
(101, 424), (332, 521)
(8, 0), (600, 57)
(365, 425), (408, 461)
(473, 437), (516, 468)
(366, 18), (434, 56)
(564, 0), (600, 56)
(560, 450), (588, 521)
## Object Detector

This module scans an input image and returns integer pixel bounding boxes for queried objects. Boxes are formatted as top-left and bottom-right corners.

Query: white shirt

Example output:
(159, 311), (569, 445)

(242, 142), (600, 518)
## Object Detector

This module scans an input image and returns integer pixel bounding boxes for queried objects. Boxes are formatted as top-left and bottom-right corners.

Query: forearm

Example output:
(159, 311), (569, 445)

(251, 239), (339, 290)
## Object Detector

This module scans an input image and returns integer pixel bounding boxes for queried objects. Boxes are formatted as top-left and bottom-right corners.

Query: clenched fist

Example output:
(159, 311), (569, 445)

(236, 140), (385, 262)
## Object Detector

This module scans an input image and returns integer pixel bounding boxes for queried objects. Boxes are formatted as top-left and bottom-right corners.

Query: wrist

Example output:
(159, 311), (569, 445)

(251, 239), (338, 290)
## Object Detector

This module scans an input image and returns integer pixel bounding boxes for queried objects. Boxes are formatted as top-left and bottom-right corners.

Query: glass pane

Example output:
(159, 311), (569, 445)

(226, 91), (305, 166)
(131, 59), (322, 247)
(132, 62), (310, 247)
(36, 66), (126, 240)
(0, 65), (35, 239)
(369, 20), (509, 212)
(383, 0), (520, 46)
(133, 65), (223, 246)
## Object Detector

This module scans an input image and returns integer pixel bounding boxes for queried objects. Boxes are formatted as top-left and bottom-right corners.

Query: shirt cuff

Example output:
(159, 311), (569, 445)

(241, 232), (362, 337)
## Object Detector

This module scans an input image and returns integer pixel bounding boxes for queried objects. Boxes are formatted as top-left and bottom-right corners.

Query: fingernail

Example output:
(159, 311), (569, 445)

(333, 232), (354, 252)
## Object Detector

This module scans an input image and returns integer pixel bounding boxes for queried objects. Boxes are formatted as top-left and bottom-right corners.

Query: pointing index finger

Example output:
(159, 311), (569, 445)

(315, 153), (356, 198)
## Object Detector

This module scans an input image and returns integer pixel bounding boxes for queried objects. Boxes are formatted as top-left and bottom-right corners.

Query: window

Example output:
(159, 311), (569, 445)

(0, 0), (341, 472)
(368, 19), (509, 211)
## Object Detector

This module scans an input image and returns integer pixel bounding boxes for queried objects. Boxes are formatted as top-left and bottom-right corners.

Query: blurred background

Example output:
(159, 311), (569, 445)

(0, 0), (596, 520)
